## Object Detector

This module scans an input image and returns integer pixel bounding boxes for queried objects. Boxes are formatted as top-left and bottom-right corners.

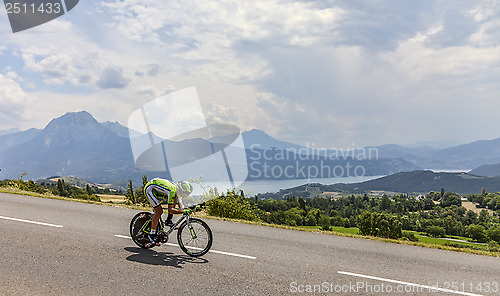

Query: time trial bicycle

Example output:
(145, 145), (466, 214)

(129, 203), (212, 257)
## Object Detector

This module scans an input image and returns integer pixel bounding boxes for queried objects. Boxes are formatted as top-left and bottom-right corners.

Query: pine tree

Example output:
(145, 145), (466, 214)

(56, 179), (68, 197)
(126, 180), (135, 204)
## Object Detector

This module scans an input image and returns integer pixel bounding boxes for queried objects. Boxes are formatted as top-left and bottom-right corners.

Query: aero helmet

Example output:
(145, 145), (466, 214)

(177, 181), (193, 195)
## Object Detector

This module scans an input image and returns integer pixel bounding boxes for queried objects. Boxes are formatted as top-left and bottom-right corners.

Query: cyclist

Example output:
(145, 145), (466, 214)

(143, 178), (194, 247)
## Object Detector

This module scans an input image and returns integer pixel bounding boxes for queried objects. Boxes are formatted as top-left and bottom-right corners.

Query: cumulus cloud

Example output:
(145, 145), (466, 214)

(23, 52), (98, 86)
(0, 74), (28, 127)
(425, 8), (479, 48)
(146, 63), (160, 76)
(97, 66), (131, 89)
(1, 0), (500, 147)
(135, 85), (175, 98)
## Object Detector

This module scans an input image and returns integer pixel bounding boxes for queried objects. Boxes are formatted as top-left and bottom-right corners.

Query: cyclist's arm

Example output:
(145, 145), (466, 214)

(167, 203), (184, 214)
(166, 194), (185, 214)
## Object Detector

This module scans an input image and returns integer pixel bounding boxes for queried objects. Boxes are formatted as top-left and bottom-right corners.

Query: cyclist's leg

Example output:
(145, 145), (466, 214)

(144, 185), (163, 244)
(151, 205), (163, 231)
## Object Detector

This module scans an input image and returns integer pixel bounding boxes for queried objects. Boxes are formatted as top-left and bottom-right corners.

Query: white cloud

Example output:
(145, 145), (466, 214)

(97, 66), (131, 89)
(22, 52), (98, 86)
(5, 71), (22, 82)
(1, 0), (500, 148)
(0, 74), (30, 128)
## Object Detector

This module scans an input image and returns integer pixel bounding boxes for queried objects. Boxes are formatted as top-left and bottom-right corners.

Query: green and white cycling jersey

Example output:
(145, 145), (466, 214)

(144, 178), (178, 208)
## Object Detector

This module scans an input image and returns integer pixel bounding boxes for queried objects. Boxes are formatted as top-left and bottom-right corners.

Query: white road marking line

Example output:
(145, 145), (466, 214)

(0, 215), (63, 228)
(115, 234), (256, 260)
(338, 271), (484, 296)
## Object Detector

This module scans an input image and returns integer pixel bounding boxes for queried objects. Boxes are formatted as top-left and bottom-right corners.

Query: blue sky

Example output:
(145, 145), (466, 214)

(0, 0), (499, 148)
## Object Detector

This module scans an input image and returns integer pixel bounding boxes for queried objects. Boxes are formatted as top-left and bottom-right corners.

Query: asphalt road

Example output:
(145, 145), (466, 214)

(1, 192), (499, 296)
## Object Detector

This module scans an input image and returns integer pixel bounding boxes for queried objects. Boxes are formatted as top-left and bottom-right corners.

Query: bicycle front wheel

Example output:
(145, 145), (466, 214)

(177, 218), (213, 257)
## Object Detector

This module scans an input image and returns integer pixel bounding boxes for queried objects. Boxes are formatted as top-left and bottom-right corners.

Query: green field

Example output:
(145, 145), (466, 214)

(298, 226), (490, 249)
(413, 233), (487, 249)
(298, 225), (360, 235)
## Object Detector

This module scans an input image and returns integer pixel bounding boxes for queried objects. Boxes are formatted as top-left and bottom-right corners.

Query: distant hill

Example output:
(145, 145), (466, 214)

(407, 140), (465, 149)
(0, 128), (21, 136)
(38, 175), (125, 192)
(0, 111), (147, 183)
(244, 147), (419, 180)
(242, 129), (306, 151)
(0, 128), (41, 152)
(331, 170), (500, 195)
(363, 138), (500, 170)
(4, 111), (500, 188)
(242, 131), (500, 170)
(101, 121), (143, 138)
(469, 163), (500, 177)
(429, 138), (500, 169)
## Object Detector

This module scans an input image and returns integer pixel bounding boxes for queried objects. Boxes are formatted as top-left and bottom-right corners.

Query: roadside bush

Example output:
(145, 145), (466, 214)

(73, 193), (101, 202)
(486, 228), (500, 243)
(5, 179), (46, 194)
(444, 242), (467, 249)
(206, 189), (260, 222)
(402, 232), (419, 242)
(486, 241), (500, 252)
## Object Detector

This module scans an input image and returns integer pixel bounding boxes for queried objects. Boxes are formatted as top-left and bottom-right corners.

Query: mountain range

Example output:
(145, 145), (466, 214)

(2, 111), (500, 187)
(331, 170), (500, 195)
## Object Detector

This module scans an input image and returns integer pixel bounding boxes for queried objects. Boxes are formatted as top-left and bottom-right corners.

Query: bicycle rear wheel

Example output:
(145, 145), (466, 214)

(130, 212), (154, 249)
(177, 218), (212, 257)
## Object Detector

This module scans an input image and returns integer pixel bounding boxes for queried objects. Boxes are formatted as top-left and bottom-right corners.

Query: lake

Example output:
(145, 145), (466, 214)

(196, 175), (384, 196)
(193, 169), (472, 196)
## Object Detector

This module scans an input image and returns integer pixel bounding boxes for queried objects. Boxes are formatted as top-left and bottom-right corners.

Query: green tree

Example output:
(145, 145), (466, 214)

(18, 172), (28, 181)
(478, 209), (490, 226)
(465, 210), (478, 225)
(284, 207), (304, 226)
(57, 179), (67, 197)
(86, 184), (92, 195)
(133, 174), (148, 204)
(126, 180), (135, 204)
(298, 197), (306, 213)
(305, 209), (321, 226)
(380, 194), (390, 211)
(206, 189), (260, 221)
(425, 225), (446, 238)
(357, 212), (402, 239)
(423, 198), (434, 210)
(439, 192), (461, 208)
(466, 224), (487, 242)
(487, 228), (500, 243)
(319, 214), (331, 231)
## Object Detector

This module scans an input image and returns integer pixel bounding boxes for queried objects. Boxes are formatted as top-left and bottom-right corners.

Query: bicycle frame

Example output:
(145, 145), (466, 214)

(140, 211), (196, 238)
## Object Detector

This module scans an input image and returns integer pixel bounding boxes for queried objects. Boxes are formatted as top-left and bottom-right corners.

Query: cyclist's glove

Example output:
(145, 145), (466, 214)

(183, 209), (192, 215)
